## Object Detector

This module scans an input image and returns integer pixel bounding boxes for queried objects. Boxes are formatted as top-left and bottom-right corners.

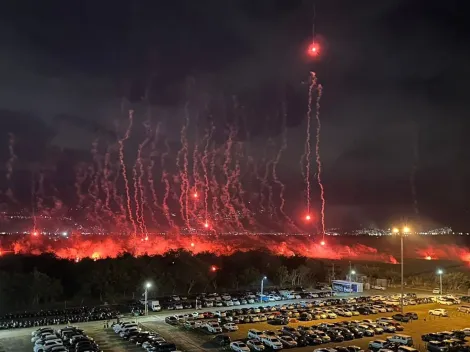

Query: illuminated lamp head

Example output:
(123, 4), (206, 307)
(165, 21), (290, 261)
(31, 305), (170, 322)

(305, 214), (311, 221)
(320, 240), (326, 246)
(210, 265), (217, 272)
(425, 256), (432, 261)
(32, 230), (38, 236)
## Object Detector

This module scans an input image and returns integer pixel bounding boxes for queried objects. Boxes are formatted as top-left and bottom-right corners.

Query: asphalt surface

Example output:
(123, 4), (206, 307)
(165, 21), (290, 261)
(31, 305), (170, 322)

(0, 291), (443, 352)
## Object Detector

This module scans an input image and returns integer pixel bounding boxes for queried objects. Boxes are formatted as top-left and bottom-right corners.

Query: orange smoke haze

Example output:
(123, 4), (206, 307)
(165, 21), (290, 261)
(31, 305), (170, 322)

(1, 234), (469, 265)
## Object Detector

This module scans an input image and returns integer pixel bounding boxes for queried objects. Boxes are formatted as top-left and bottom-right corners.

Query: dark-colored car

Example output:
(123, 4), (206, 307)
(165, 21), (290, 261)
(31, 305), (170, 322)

(349, 327), (364, 338)
(392, 313), (411, 322)
(326, 330), (344, 342)
(406, 312), (418, 320)
(213, 334), (231, 346)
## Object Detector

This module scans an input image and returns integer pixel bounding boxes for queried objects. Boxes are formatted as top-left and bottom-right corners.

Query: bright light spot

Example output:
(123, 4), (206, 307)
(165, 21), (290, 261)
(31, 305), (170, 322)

(32, 230), (38, 236)
(437, 269), (444, 275)
(145, 282), (152, 289)
(351, 270), (356, 275)
(62, 231), (67, 236)
(193, 192), (198, 199)
(392, 228), (399, 234)
(307, 42), (320, 56)
(144, 236), (149, 241)
(320, 240), (326, 246)
(91, 252), (100, 261)
(210, 265), (217, 272)
(305, 214), (311, 221)
(403, 226), (410, 233)
(190, 242), (195, 247)
(204, 222), (209, 228)
(75, 257), (80, 263)
(425, 256), (432, 261)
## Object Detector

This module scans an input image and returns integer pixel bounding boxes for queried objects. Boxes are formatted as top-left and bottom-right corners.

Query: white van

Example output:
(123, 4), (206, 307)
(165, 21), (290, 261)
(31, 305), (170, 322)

(387, 334), (413, 346)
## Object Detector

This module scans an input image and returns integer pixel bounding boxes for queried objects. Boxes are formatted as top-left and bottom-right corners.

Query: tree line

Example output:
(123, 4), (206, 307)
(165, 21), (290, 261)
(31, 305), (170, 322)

(0, 251), (468, 314)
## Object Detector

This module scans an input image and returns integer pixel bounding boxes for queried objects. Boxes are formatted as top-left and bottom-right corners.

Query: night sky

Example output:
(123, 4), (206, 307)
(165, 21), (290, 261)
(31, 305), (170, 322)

(0, 0), (469, 229)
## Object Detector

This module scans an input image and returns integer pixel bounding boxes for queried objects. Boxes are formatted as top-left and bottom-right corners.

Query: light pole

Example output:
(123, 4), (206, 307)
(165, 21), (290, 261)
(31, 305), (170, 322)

(393, 226), (410, 314)
(437, 269), (443, 295)
(260, 276), (267, 303)
(144, 282), (151, 316)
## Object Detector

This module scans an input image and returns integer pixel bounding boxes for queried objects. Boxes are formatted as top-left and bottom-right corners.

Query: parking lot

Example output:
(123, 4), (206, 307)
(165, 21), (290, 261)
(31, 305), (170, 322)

(166, 304), (468, 351)
(2, 293), (470, 352)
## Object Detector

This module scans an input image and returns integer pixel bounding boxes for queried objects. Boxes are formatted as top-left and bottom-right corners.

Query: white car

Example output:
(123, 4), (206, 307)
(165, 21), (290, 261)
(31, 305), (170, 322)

(206, 322), (222, 334)
(230, 341), (250, 352)
(248, 329), (267, 341)
(429, 308), (448, 316)
(262, 336), (283, 350)
(337, 308), (353, 317)
(437, 298), (454, 305)
(432, 288), (441, 294)
(31, 328), (54, 337)
(324, 310), (337, 319)
(34, 341), (63, 352)
(224, 323), (239, 331)
(35, 336), (62, 346)
(461, 328), (470, 336)
(247, 339), (265, 351)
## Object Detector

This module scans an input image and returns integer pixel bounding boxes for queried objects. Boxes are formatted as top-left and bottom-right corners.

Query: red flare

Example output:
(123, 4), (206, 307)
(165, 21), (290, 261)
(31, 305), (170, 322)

(308, 42), (320, 56)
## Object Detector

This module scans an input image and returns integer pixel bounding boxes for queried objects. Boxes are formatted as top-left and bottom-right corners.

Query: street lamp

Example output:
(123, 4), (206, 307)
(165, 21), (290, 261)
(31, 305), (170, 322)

(437, 269), (444, 295)
(393, 225), (411, 314)
(350, 270), (356, 282)
(144, 282), (152, 316)
(260, 276), (267, 303)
